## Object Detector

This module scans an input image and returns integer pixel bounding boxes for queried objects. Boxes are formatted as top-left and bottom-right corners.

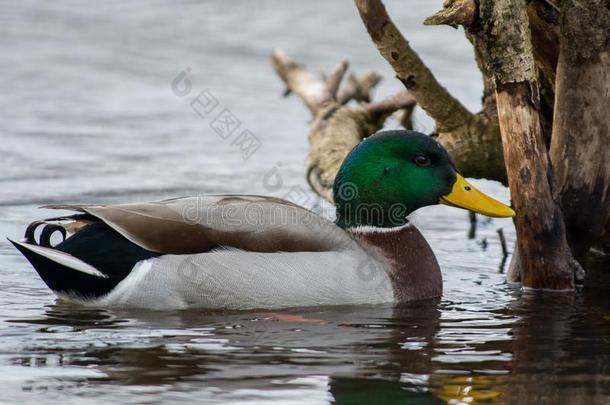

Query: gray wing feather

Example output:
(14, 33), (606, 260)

(42, 195), (354, 254)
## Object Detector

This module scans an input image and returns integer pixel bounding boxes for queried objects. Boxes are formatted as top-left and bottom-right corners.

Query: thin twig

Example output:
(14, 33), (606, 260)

(326, 60), (349, 100)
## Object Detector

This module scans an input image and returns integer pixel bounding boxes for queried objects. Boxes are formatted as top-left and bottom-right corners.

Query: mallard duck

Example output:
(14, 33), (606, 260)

(9, 130), (514, 310)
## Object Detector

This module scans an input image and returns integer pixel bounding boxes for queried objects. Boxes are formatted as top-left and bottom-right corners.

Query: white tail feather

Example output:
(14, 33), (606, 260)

(10, 239), (107, 278)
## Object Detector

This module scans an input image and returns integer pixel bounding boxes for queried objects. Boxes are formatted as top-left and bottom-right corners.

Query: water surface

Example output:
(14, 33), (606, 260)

(2, 1), (609, 404)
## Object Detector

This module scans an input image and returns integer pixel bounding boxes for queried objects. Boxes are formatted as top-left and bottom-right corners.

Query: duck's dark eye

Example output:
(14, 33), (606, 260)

(413, 155), (432, 167)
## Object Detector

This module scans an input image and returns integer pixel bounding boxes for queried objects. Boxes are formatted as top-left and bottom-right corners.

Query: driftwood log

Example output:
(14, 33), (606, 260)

(272, 50), (415, 202)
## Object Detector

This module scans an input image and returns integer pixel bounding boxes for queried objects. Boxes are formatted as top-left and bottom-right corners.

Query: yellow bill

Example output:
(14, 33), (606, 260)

(440, 174), (515, 218)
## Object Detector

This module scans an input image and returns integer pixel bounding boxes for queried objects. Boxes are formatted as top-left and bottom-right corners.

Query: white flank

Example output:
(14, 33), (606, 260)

(91, 247), (395, 310)
(94, 259), (189, 309)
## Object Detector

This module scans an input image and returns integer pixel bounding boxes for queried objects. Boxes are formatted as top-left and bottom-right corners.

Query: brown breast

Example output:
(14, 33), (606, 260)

(347, 224), (442, 303)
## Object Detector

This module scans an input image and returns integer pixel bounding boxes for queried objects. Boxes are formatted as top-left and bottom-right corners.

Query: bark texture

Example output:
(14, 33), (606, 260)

(354, 0), (507, 183)
(479, 0), (578, 289)
(525, 1), (560, 144)
(272, 0), (610, 288)
(549, 0), (610, 260)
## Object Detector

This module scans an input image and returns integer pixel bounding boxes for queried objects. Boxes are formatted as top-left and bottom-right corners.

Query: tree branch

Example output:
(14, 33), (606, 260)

(337, 71), (381, 104)
(326, 60), (349, 101)
(424, 0), (476, 28)
(354, 0), (472, 131)
(365, 90), (415, 118)
(271, 50), (412, 201)
(354, 0), (507, 184)
(271, 49), (334, 115)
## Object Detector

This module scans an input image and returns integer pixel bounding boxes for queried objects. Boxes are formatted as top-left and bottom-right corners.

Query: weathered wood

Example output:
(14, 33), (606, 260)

(424, 0), (476, 28)
(496, 86), (576, 288)
(273, 0), (610, 277)
(354, 0), (507, 183)
(271, 50), (415, 202)
(549, 0), (610, 260)
(527, 1), (560, 145)
(480, 0), (579, 289)
(325, 60), (349, 101)
(355, 0), (471, 130)
(337, 71), (381, 104)
(461, 0), (608, 261)
(527, 1), (560, 90)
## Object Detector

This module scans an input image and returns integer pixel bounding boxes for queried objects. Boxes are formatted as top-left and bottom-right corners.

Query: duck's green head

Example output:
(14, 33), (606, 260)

(333, 130), (514, 229)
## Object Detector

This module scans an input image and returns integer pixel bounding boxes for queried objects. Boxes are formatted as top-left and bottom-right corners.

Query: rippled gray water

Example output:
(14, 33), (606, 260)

(1, 1), (609, 404)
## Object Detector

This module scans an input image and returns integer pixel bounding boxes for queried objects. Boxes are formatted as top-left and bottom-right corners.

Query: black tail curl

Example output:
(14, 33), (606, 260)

(15, 220), (159, 299)
(24, 213), (94, 247)
(24, 221), (67, 247)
